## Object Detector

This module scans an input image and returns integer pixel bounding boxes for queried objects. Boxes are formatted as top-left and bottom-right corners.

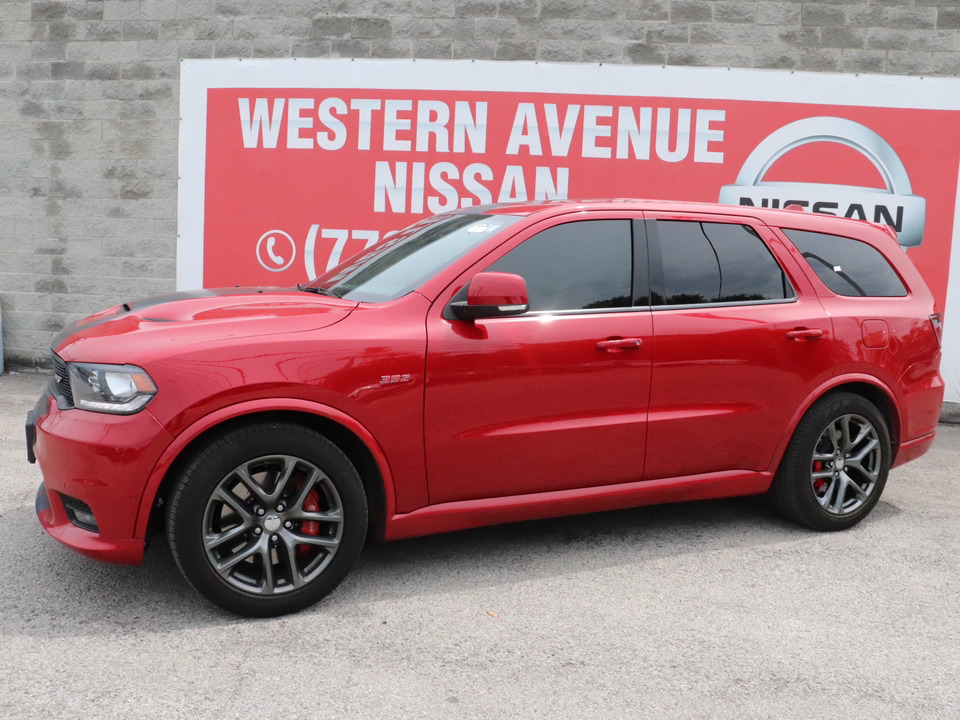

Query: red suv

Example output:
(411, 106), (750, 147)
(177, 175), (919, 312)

(27, 200), (944, 616)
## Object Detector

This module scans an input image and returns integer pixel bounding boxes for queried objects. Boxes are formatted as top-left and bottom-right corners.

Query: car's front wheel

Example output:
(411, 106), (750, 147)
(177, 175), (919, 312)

(167, 422), (367, 616)
(769, 392), (891, 531)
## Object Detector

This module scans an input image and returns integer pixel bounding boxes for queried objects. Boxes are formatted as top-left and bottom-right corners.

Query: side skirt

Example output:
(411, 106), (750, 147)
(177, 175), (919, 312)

(383, 470), (773, 541)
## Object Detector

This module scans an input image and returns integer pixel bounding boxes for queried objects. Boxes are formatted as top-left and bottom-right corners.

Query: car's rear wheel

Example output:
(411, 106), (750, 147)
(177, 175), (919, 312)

(167, 422), (367, 616)
(769, 392), (891, 531)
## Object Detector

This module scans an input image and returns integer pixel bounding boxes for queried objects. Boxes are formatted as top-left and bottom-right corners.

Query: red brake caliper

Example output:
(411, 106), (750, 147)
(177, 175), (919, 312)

(298, 487), (321, 557)
(813, 461), (825, 492)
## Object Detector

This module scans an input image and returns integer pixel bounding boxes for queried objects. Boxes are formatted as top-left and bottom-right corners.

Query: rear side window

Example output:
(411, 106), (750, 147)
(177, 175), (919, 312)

(654, 221), (793, 305)
(783, 229), (908, 297)
(488, 220), (632, 312)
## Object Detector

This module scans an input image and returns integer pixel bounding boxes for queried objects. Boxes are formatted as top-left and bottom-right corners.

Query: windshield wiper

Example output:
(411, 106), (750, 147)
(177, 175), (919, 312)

(296, 283), (342, 298)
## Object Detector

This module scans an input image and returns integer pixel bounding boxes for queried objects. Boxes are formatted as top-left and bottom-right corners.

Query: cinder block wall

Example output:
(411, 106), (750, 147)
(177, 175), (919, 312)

(2, 0), (960, 367)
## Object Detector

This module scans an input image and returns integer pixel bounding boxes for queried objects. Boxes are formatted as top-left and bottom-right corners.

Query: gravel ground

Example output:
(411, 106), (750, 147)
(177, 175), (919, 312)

(1, 369), (958, 719)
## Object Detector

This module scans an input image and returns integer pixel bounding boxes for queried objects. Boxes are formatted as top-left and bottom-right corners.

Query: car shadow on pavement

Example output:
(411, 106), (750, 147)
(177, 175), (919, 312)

(0, 494), (900, 631)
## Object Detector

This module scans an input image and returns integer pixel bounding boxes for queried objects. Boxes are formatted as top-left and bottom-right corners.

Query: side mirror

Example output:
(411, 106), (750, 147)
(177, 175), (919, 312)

(450, 272), (530, 321)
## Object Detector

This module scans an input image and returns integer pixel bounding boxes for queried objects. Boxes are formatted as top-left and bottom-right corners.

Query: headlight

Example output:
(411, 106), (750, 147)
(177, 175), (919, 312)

(67, 363), (158, 414)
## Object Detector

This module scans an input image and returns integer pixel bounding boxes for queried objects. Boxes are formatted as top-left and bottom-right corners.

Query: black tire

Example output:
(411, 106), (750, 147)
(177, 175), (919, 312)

(167, 422), (367, 617)
(769, 392), (891, 531)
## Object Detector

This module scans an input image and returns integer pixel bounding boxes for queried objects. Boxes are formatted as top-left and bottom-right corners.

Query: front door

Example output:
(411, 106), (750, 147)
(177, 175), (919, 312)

(423, 217), (653, 505)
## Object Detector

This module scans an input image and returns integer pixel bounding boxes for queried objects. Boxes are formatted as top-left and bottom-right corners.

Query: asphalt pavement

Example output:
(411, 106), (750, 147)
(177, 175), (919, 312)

(1, 369), (958, 719)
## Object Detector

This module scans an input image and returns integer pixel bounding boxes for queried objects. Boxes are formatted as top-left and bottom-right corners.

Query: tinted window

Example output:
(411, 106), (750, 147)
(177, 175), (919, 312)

(656, 221), (792, 305)
(307, 213), (523, 302)
(488, 220), (632, 312)
(783, 229), (908, 297)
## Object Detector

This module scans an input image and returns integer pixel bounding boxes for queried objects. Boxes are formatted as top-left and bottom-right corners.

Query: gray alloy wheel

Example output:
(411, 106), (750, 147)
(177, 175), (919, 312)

(202, 454), (345, 595)
(769, 392), (891, 531)
(168, 423), (367, 617)
(809, 413), (882, 516)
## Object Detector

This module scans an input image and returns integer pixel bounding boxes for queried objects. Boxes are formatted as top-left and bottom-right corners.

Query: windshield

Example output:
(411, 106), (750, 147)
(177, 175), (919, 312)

(303, 213), (523, 302)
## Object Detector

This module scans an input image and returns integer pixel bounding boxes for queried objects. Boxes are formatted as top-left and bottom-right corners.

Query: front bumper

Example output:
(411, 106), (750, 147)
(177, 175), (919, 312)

(28, 384), (174, 565)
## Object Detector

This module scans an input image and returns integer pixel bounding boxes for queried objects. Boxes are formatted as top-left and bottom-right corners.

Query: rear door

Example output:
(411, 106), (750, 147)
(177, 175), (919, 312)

(643, 212), (836, 481)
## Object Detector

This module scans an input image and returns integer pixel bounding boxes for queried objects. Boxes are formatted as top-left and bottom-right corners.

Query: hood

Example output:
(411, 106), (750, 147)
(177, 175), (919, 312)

(53, 288), (359, 361)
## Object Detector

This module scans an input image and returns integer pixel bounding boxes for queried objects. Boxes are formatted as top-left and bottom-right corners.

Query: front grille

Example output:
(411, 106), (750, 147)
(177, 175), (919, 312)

(51, 353), (74, 407)
(60, 493), (98, 533)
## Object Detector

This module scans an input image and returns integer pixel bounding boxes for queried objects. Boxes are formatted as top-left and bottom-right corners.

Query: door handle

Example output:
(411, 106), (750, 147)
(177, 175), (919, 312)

(596, 338), (643, 352)
(786, 328), (824, 341)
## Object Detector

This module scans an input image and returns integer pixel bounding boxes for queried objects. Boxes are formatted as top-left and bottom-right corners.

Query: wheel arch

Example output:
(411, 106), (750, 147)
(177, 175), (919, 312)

(138, 402), (393, 544)
(772, 376), (903, 476)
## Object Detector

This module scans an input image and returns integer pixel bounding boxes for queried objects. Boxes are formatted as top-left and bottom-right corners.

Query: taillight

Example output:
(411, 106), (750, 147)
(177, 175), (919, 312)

(930, 314), (943, 347)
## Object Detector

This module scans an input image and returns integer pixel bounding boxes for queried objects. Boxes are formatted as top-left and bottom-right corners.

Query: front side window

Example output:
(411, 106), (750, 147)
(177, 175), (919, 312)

(306, 213), (523, 302)
(655, 221), (793, 305)
(486, 219), (632, 312)
(783, 229), (908, 297)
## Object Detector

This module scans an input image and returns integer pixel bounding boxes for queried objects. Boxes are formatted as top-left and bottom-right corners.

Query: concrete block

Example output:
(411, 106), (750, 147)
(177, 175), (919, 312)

(213, 40), (253, 57)
(801, 4), (846, 28)
(626, 0), (669, 22)
(177, 41), (215, 58)
(667, 44), (712, 66)
(690, 23), (778, 45)
(779, 27), (822, 48)
(411, 38), (450, 58)
(330, 38), (371, 57)
(624, 40), (666, 64)
(194, 18), (233, 40)
(140, 0), (179, 21)
(455, 0), (496, 19)
(670, 1), (713, 24)
(68, 1), (105, 21)
(432, 19), (476, 40)
(103, 1), (140, 22)
(579, 41), (625, 64)
(49, 60), (83, 79)
(846, 7), (889, 29)
(475, 18), (518, 40)
(414, 0), (455, 18)
(140, 40), (180, 58)
(311, 17), (353, 38)
(582, 0), (624, 21)
(32, 2), (68, 21)
(2, 2), (31, 21)
(0, 42), (30, 62)
(755, 46), (798, 69)
(16, 61), (51, 79)
(234, 19), (276, 39)
(353, 17), (393, 39)
(526, 19), (607, 41)
(937, 9), (960, 31)
(646, 22), (689, 44)
(495, 39), (536, 61)
(249, 40), (291, 57)
(714, 2), (756, 24)
(177, 0), (217, 18)
(371, 0), (414, 15)
(841, 49), (887, 74)
(821, 26), (866, 49)
(540, 0), (584, 20)
(757, 3), (801, 27)
(30, 40), (67, 60)
(452, 39), (495, 59)
(888, 7), (938, 30)
(370, 39), (413, 57)
(892, 49), (960, 76)
(388, 17), (434, 38)
(273, 18), (311, 39)
(708, 45), (754, 68)
(866, 28), (955, 52)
